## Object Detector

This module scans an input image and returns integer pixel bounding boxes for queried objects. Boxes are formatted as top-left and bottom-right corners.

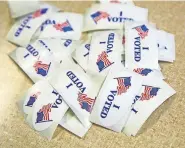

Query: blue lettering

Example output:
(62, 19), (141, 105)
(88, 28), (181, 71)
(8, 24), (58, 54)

(26, 44), (39, 56)
(134, 37), (141, 62)
(64, 39), (72, 47)
(66, 71), (86, 93)
(14, 16), (32, 37)
(106, 11), (134, 23)
(100, 90), (118, 118)
(113, 104), (120, 110)
(83, 44), (90, 57)
(101, 101), (112, 118)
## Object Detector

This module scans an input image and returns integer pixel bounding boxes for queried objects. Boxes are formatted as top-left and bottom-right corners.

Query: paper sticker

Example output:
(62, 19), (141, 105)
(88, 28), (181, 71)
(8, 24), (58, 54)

(125, 22), (158, 69)
(72, 37), (91, 71)
(25, 81), (68, 140)
(83, 3), (148, 31)
(9, 45), (60, 83)
(123, 76), (176, 136)
(49, 58), (101, 128)
(39, 12), (83, 40)
(8, 0), (40, 18)
(7, 6), (56, 47)
(90, 68), (143, 132)
(87, 30), (123, 77)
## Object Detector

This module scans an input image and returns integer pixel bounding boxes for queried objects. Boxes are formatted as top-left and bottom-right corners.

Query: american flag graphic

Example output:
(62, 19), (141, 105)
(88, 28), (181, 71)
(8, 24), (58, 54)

(91, 11), (110, 24)
(140, 85), (160, 101)
(25, 92), (40, 107)
(78, 93), (95, 112)
(133, 68), (152, 76)
(134, 25), (149, 39)
(96, 51), (113, 72)
(39, 103), (52, 121)
(33, 61), (51, 77)
(115, 77), (131, 95)
(32, 8), (48, 19)
(53, 20), (73, 32)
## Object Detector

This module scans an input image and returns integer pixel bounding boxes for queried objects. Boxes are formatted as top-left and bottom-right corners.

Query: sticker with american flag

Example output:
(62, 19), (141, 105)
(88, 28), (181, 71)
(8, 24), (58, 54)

(91, 11), (110, 24)
(114, 77), (131, 95)
(36, 103), (53, 123)
(96, 51), (114, 72)
(53, 20), (73, 32)
(77, 92), (95, 113)
(140, 85), (160, 101)
(33, 61), (51, 77)
(133, 24), (149, 39)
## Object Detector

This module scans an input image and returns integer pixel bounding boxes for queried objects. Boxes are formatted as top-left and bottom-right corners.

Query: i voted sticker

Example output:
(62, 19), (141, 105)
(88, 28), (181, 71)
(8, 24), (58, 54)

(87, 30), (122, 77)
(31, 89), (68, 131)
(83, 3), (148, 31)
(90, 69), (142, 132)
(125, 22), (158, 69)
(22, 81), (53, 115)
(49, 58), (98, 128)
(123, 77), (176, 136)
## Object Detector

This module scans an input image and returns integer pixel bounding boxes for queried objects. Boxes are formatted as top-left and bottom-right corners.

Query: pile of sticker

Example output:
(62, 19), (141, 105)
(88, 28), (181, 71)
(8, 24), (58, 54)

(7, 0), (176, 140)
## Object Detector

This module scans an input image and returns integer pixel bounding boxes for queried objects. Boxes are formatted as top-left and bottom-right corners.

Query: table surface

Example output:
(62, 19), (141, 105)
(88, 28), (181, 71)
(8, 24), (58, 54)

(0, 1), (185, 148)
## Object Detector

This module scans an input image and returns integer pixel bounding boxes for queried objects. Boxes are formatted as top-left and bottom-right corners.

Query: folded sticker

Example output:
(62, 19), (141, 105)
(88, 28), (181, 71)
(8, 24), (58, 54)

(90, 68), (143, 132)
(157, 30), (175, 62)
(39, 12), (83, 40)
(26, 80), (69, 140)
(83, 3), (148, 31)
(72, 37), (91, 71)
(60, 109), (91, 138)
(123, 76), (176, 136)
(17, 80), (53, 117)
(87, 30), (123, 77)
(125, 22), (158, 69)
(7, 5), (59, 47)
(8, 0), (40, 18)
(32, 38), (77, 63)
(49, 57), (101, 128)
(9, 45), (60, 83)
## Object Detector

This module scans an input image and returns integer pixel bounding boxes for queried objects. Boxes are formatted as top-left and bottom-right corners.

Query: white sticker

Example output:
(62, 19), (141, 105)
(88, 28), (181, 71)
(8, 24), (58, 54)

(9, 45), (60, 83)
(123, 76), (176, 136)
(17, 81), (52, 116)
(60, 109), (91, 138)
(8, 0), (40, 18)
(72, 37), (91, 71)
(39, 12), (83, 40)
(125, 22), (158, 69)
(32, 38), (77, 63)
(90, 69), (143, 132)
(26, 81), (69, 140)
(7, 7), (56, 47)
(49, 58), (101, 128)
(157, 30), (175, 62)
(83, 3), (148, 31)
(87, 30), (123, 77)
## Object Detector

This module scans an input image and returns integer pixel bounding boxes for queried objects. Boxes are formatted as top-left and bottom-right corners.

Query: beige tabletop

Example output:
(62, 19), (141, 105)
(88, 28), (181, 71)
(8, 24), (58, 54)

(0, 1), (185, 148)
